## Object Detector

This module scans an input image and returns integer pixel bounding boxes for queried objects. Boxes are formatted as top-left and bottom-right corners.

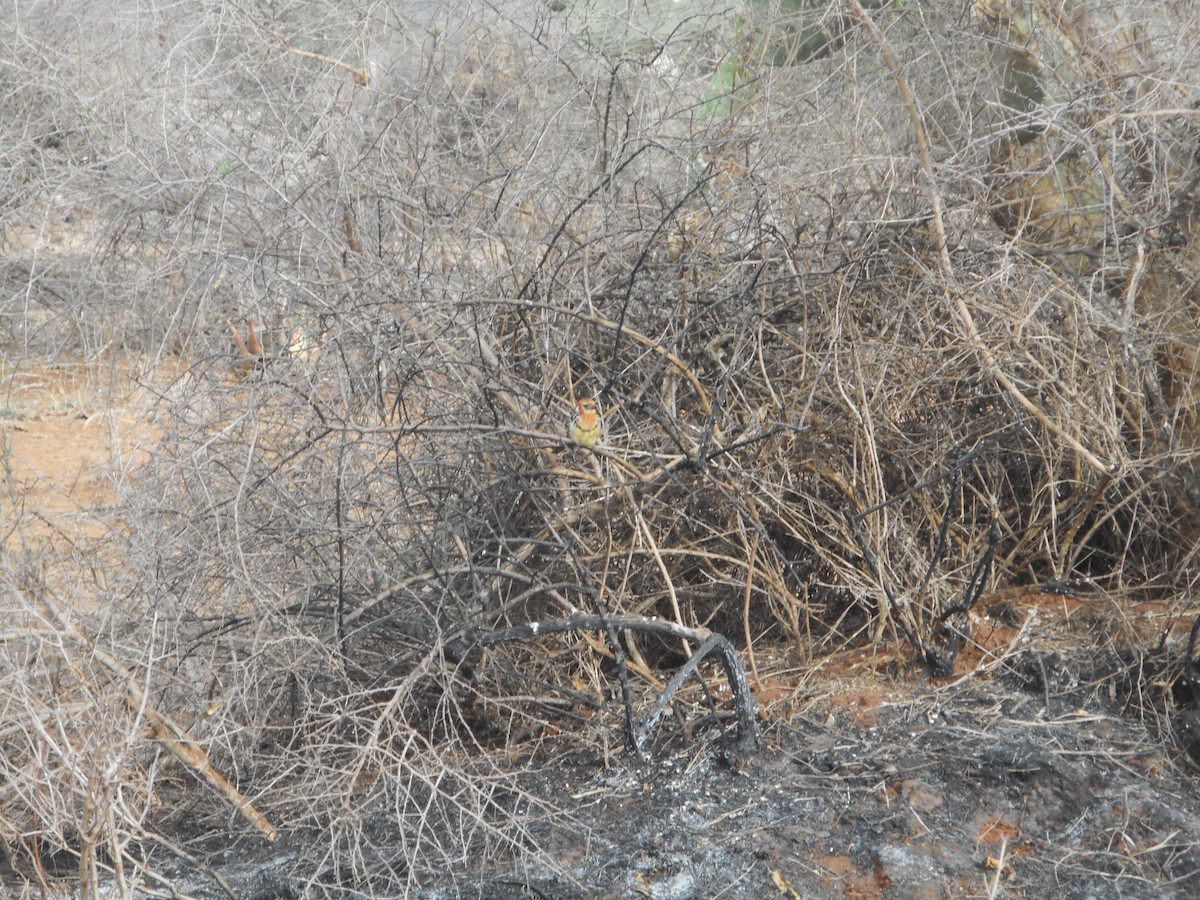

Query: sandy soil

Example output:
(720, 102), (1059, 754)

(2, 359), (164, 552)
(4, 364), (110, 549)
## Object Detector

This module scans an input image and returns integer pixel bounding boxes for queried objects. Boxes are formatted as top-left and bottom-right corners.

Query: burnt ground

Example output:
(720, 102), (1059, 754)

(439, 648), (1200, 900)
(142, 618), (1200, 900)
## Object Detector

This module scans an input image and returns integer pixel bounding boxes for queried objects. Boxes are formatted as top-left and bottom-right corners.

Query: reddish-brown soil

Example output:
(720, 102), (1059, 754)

(2, 359), (159, 552)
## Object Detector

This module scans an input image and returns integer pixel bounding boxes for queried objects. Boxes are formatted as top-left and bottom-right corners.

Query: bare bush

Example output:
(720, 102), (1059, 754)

(4, 0), (1200, 894)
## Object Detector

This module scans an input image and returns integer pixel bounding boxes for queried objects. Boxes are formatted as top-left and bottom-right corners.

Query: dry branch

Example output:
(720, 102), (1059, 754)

(849, 0), (1114, 476)
(270, 31), (371, 86)
(34, 588), (278, 842)
(477, 613), (759, 755)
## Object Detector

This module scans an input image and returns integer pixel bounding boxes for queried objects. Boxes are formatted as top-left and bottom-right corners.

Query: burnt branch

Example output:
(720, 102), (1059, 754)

(476, 614), (759, 756)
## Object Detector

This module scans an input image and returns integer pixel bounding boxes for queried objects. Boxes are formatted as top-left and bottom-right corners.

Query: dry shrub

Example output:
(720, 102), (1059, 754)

(5, 0), (1200, 894)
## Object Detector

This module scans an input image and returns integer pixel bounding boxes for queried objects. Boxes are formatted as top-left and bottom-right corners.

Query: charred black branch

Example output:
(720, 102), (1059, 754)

(476, 614), (759, 756)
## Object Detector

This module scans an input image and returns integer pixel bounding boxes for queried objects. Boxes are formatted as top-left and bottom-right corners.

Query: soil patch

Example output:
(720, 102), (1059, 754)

(2, 358), (164, 552)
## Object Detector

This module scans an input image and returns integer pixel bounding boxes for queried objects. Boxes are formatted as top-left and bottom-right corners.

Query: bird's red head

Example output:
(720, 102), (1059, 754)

(575, 397), (599, 427)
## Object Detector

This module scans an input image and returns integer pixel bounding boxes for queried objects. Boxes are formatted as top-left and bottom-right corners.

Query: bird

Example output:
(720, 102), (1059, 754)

(570, 397), (602, 448)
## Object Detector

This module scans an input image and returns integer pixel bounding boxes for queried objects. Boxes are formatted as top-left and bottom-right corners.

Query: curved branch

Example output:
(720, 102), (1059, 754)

(477, 613), (758, 755)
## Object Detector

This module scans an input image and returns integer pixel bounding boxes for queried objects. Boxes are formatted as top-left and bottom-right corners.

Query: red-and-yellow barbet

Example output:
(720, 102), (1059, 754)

(570, 397), (602, 448)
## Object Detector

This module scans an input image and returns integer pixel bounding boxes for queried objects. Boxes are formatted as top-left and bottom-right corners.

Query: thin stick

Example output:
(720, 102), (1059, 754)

(742, 530), (761, 682)
(272, 32), (370, 86)
(35, 588), (278, 842)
